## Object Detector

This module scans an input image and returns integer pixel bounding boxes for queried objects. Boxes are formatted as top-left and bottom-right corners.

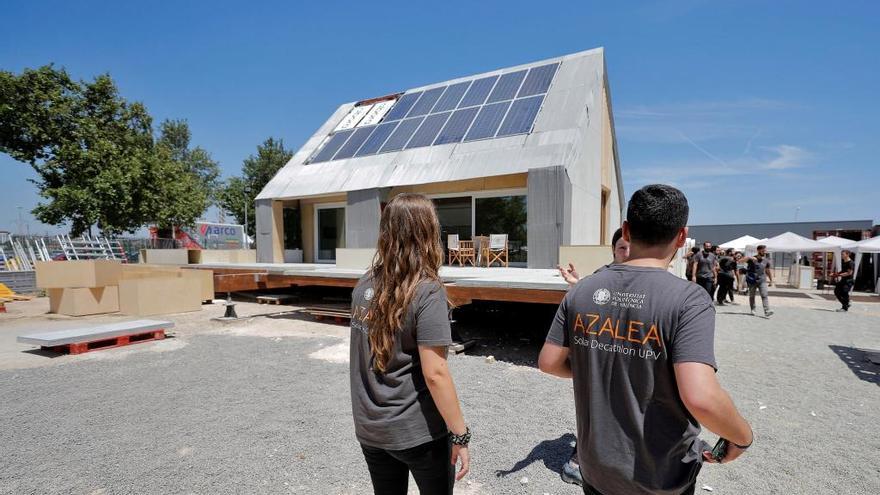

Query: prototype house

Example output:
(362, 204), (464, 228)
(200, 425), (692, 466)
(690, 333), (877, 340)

(255, 47), (623, 269)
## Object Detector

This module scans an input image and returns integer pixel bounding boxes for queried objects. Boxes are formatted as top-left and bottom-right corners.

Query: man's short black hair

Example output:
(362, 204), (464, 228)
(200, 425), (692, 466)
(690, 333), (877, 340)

(691, 246), (701, 254)
(611, 227), (623, 249)
(626, 184), (689, 245)
(757, 244), (767, 251)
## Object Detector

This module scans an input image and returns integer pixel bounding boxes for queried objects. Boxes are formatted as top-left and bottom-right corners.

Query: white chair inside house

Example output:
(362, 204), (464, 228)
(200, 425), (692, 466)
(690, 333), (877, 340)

(447, 234), (462, 266)
(486, 234), (509, 267)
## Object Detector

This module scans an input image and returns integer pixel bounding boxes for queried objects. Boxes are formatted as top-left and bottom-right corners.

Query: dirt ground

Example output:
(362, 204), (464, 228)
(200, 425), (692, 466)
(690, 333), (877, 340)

(0, 290), (878, 494)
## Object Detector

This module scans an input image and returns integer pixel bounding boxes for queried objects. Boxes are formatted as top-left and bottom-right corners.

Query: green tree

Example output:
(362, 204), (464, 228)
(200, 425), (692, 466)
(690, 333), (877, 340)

(0, 65), (216, 236)
(217, 137), (293, 237)
(156, 119), (220, 200)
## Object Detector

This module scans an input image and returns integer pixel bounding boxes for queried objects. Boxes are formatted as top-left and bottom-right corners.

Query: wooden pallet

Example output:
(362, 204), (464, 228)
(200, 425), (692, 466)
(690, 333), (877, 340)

(302, 306), (351, 324)
(256, 294), (298, 305)
(45, 330), (166, 355)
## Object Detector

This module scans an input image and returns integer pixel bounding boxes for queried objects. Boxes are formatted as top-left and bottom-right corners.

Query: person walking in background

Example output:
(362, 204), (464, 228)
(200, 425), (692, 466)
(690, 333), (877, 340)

(684, 246), (700, 283)
(716, 248), (737, 306)
(350, 194), (470, 494)
(691, 241), (718, 296)
(540, 185), (753, 495)
(832, 249), (855, 312)
(557, 227), (630, 487)
(734, 252), (747, 294)
(743, 245), (774, 317)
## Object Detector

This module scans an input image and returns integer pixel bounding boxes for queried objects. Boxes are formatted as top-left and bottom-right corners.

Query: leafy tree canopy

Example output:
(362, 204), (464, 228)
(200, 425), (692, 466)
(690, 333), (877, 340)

(0, 65), (216, 236)
(217, 137), (293, 237)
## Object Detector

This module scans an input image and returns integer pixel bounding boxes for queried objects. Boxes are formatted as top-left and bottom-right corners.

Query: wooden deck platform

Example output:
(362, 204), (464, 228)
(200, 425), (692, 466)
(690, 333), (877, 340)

(191, 263), (568, 307)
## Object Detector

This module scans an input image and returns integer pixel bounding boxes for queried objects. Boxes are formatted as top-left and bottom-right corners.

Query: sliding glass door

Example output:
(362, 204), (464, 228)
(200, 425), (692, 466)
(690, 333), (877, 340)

(434, 196), (472, 250)
(474, 195), (527, 264)
(315, 204), (345, 263)
(432, 192), (527, 265)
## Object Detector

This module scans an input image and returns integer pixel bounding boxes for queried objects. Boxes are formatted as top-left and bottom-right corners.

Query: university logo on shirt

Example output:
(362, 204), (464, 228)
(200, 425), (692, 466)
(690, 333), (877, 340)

(593, 288), (611, 305)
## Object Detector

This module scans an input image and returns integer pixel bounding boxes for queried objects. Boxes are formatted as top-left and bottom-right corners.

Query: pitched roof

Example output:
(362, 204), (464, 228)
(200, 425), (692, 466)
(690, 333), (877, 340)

(258, 47), (610, 200)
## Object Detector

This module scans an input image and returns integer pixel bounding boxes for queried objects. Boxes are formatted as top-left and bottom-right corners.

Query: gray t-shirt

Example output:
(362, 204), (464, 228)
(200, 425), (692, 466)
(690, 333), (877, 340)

(547, 264), (716, 495)
(747, 257), (772, 284)
(349, 274), (453, 450)
(693, 252), (717, 279)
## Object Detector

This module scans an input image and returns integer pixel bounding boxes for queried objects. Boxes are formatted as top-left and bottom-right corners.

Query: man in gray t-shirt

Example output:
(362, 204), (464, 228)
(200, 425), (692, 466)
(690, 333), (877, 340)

(691, 242), (718, 297)
(743, 246), (774, 317)
(540, 185), (753, 495)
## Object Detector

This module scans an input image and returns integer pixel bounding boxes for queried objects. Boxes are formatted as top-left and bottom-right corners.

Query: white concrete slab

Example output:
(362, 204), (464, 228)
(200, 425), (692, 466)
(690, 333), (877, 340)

(17, 319), (175, 347)
(200, 262), (568, 291)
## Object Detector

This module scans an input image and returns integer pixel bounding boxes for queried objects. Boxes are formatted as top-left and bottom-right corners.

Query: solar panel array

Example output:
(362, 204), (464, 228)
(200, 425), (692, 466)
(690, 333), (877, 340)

(309, 62), (559, 164)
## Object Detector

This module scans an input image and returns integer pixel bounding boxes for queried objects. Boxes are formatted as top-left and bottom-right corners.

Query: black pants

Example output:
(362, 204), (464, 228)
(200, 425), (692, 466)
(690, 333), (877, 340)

(360, 436), (453, 495)
(696, 277), (714, 296)
(835, 280), (853, 310)
(717, 274), (735, 304)
(583, 479), (696, 495)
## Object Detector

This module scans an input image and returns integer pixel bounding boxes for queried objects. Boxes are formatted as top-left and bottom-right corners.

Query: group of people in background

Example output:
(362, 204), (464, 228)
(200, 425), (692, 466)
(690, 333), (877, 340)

(685, 241), (857, 315)
(685, 242), (774, 317)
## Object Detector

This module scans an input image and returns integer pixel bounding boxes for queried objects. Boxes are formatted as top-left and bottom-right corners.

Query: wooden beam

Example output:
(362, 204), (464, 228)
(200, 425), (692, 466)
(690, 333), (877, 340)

(445, 284), (565, 306)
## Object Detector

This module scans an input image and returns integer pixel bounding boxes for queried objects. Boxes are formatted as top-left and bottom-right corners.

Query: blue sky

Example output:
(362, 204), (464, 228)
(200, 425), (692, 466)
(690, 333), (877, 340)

(2, 0), (878, 235)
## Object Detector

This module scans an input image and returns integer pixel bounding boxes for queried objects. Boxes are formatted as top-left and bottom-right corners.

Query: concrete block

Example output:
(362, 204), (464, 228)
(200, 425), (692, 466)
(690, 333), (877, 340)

(335, 248), (376, 270)
(36, 260), (123, 289)
(139, 249), (189, 265)
(558, 245), (613, 276)
(48, 286), (119, 316)
(118, 276), (202, 316)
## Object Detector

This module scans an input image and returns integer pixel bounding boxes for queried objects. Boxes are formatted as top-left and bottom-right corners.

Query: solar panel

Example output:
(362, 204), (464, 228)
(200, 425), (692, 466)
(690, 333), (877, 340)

(310, 130), (354, 163)
(434, 107), (479, 145)
(431, 81), (471, 113)
(464, 101), (511, 141)
(458, 76), (498, 108)
(355, 121), (398, 156)
(486, 70), (527, 103)
(383, 92), (422, 121)
(405, 112), (451, 149)
(332, 126), (376, 160)
(517, 63), (559, 98)
(380, 117), (424, 152)
(497, 95), (544, 137)
(406, 86), (446, 118)
(309, 61), (560, 162)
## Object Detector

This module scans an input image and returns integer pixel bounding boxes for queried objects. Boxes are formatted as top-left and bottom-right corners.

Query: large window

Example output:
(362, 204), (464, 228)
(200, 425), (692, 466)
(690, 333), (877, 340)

(475, 195), (527, 264)
(434, 196), (472, 247)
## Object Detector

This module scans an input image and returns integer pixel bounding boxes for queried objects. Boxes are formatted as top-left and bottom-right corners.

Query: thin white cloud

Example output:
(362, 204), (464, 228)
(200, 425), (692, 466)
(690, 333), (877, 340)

(626, 144), (815, 187)
(617, 98), (798, 119)
(761, 144), (812, 170)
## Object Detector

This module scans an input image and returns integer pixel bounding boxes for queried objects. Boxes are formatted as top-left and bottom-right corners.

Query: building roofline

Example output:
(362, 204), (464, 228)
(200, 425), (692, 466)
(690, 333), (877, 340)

(689, 220), (874, 227)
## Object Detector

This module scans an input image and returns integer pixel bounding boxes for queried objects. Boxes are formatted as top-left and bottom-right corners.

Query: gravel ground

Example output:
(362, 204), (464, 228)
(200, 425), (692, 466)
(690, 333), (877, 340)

(0, 295), (879, 494)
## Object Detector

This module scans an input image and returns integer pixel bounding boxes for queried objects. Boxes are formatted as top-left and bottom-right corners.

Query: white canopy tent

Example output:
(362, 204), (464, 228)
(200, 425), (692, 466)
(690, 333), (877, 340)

(747, 231), (840, 255)
(746, 232), (845, 287)
(816, 235), (859, 249)
(816, 235), (859, 282)
(719, 235), (761, 251)
(854, 236), (880, 292)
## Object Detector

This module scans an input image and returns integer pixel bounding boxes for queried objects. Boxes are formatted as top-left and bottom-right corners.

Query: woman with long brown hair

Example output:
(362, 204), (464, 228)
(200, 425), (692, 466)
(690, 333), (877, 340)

(349, 193), (470, 494)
